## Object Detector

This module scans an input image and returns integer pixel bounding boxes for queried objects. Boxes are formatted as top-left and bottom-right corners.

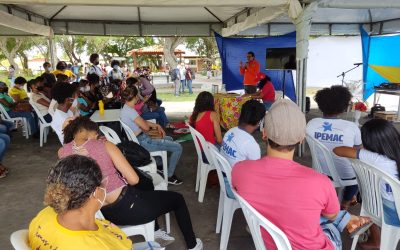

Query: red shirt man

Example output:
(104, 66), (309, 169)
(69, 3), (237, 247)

(239, 51), (260, 94)
(232, 99), (371, 250)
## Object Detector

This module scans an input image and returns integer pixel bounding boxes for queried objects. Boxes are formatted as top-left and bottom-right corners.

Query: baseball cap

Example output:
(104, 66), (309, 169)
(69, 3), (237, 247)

(264, 99), (306, 146)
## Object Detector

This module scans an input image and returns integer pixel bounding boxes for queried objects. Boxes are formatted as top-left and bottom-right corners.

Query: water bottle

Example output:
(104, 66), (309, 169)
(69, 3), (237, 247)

(98, 100), (105, 116)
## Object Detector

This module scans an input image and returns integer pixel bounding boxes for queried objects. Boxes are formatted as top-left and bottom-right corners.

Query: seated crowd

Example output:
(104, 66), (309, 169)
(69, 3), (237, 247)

(3, 54), (397, 250)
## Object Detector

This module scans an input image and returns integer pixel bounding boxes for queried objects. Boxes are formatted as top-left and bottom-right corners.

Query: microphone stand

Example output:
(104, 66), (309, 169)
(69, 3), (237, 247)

(337, 64), (362, 86)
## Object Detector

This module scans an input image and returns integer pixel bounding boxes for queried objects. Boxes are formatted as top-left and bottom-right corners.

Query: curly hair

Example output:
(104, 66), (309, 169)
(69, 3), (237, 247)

(63, 116), (99, 144)
(56, 74), (69, 84)
(239, 100), (266, 126)
(14, 76), (27, 86)
(121, 86), (138, 102)
(314, 85), (352, 116)
(111, 60), (120, 68)
(56, 61), (66, 70)
(44, 155), (102, 214)
(190, 91), (214, 127)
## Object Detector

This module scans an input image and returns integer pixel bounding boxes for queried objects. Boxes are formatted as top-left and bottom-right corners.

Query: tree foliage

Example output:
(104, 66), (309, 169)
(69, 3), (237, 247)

(185, 36), (218, 64)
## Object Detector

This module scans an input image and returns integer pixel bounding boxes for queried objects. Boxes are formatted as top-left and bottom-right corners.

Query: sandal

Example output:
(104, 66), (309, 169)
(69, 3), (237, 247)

(347, 216), (373, 238)
(0, 167), (7, 179)
(0, 165), (9, 174)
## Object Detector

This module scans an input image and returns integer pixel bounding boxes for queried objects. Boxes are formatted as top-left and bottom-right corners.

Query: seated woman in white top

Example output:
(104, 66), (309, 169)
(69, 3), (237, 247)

(51, 83), (76, 144)
(334, 118), (400, 248)
(28, 78), (52, 123)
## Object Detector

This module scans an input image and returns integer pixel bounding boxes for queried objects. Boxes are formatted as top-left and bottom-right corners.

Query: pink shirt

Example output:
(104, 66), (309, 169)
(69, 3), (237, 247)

(60, 139), (126, 194)
(232, 156), (339, 250)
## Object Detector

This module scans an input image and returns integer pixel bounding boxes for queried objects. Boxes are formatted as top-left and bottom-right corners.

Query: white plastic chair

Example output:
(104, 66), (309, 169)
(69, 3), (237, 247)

(99, 125), (122, 144)
(100, 125), (171, 233)
(349, 159), (400, 250)
(233, 190), (292, 250)
(10, 229), (30, 250)
(0, 104), (30, 139)
(120, 119), (168, 185)
(306, 134), (358, 199)
(95, 210), (155, 241)
(208, 142), (241, 250)
(29, 101), (51, 147)
(188, 125), (216, 203)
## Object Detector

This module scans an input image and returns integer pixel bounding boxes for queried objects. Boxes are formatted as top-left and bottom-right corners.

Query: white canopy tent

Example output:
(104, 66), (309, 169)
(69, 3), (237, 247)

(0, 0), (399, 110)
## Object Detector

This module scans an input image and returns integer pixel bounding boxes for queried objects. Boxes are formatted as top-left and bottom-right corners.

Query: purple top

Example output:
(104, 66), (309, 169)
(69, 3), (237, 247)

(139, 77), (154, 96)
(60, 139), (126, 194)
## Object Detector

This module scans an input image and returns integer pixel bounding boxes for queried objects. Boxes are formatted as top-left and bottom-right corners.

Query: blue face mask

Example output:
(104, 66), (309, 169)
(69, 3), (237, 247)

(113, 65), (119, 70)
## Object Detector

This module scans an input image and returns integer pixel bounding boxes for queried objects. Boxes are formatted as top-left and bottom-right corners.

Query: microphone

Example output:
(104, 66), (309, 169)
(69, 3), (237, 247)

(354, 63), (363, 66)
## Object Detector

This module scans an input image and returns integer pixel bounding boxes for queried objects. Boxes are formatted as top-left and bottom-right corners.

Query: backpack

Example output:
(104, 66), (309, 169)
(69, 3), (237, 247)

(171, 68), (179, 81)
(117, 141), (152, 167)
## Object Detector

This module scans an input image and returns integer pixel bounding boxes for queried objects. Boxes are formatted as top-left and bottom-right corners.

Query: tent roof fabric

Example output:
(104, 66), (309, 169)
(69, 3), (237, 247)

(0, 0), (398, 36)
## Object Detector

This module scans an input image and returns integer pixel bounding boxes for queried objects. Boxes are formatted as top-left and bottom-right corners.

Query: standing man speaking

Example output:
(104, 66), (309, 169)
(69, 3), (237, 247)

(240, 51), (260, 94)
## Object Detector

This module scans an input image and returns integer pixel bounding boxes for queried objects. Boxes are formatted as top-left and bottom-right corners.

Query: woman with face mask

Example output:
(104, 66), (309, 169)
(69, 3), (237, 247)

(29, 154), (161, 250)
(59, 117), (204, 250)
(52, 61), (75, 81)
(28, 78), (52, 123)
(9, 76), (29, 103)
(77, 79), (95, 117)
(108, 60), (125, 81)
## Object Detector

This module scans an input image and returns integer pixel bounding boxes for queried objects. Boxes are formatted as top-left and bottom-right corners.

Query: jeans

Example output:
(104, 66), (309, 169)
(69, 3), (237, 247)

(137, 133), (182, 177)
(382, 198), (400, 226)
(0, 132), (10, 162)
(186, 79), (193, 94)
(101, 185), (197, 249)
(180, 80), (186, 93)
(8, 111), (38, 135)
(141, 107), (169, 127)
(0, 121), (14, 133)
(320, 210), (351, 250)
(174, 79), (180, 96)
(263, 101), (273, 111)
(133, 242), (161, 250)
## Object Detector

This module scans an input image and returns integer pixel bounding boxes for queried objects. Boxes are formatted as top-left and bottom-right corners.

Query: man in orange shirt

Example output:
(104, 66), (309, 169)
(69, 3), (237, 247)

(240, 51), (260, 94)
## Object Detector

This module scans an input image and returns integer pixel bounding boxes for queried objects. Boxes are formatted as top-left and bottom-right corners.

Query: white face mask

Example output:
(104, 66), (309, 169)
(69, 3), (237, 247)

(93, 187), (106, 207)
(47, 67), (53, 71)
(85, 86), (90, 92)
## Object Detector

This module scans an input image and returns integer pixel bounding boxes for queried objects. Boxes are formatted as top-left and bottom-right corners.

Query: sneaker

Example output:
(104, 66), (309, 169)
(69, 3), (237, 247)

(154, 229), (175, 246)
(168, 175), (183, 185)
(189, 238), (203, 250)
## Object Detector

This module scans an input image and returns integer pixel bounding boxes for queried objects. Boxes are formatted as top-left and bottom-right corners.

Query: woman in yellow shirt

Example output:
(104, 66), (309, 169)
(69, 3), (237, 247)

(52, 61), (75, 81)
(8, 76), (29, 102)
(29, 155), (161, 250)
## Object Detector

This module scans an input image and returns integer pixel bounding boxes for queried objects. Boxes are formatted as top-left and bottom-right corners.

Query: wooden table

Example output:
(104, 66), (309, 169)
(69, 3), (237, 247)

(214, 93), (251, 130)
(374, 88), (400, 121)
(90, 109), (121, 123)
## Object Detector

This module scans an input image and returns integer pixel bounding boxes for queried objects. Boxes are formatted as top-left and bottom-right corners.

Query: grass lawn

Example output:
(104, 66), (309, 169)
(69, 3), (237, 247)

(157, 92), (198, 102)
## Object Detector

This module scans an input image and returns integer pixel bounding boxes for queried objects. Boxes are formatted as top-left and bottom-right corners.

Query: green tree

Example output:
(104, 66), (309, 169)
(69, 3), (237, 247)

(56, 35), (87, 63)
(0, 37), (25, 71)
(185, 37), (218, 65)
